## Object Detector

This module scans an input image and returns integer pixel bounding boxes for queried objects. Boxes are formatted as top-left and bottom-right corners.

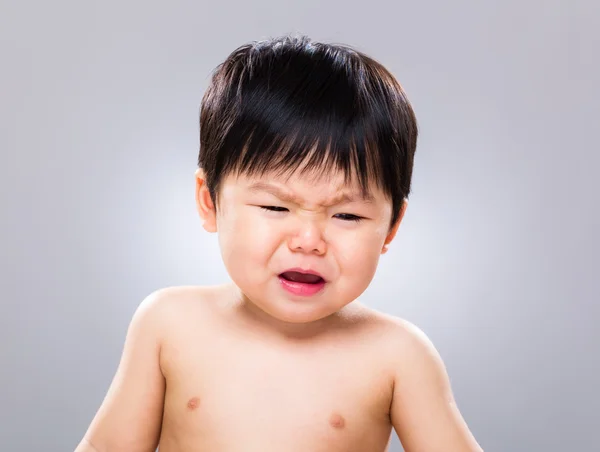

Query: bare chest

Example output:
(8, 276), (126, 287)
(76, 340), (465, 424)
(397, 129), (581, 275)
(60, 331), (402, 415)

(158, 333), (394, 451)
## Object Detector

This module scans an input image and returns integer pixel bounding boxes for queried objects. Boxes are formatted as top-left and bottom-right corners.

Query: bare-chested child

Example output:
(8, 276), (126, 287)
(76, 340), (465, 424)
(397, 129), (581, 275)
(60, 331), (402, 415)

(75, 34), (483, 452)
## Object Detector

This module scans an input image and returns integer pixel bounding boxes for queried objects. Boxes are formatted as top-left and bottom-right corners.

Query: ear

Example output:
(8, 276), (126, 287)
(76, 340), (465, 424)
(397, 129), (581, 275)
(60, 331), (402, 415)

(195, 168), (217, 233)
(381, 199), (408, 254)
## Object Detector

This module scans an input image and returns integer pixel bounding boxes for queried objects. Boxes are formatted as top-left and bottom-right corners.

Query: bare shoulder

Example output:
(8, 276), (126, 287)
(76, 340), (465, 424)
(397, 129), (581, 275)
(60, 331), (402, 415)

(137, 284), (230, 327)
(75, 285), (227, 452)
(140, 283), (223, 307)
(362, 310), (483, 451)
(355, 309), (450, 401)
(75, 284), (232, 452)
(129, 284), (231, 362)
(332, 305), (444, 387)
(356, 308), (437, 363)
(142, 284), (236, 373)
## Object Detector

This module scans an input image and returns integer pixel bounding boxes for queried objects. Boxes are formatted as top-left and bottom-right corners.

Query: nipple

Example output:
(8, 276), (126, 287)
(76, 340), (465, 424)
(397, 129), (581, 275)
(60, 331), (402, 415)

(187, 397), (200, 410)
(329, 412), (346, 429)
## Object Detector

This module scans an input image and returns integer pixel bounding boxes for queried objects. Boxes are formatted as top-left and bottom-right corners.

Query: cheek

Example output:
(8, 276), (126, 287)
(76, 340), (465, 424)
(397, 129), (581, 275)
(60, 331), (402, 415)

(218, 208), (281, 267)
(330, 228), (385, 273)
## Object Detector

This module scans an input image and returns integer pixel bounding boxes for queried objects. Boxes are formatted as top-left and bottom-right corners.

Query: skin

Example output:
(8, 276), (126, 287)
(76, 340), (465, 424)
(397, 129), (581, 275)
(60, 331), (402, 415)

(75, 166), (483, 452)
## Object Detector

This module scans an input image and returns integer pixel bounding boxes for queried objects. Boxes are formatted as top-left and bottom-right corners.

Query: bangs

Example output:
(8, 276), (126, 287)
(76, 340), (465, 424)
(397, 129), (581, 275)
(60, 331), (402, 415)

(225, 121), (383, 196)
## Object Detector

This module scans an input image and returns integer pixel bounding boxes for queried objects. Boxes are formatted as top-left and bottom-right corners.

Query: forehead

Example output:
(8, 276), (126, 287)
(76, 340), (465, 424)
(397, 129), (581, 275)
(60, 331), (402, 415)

(223, 168), (385, 205)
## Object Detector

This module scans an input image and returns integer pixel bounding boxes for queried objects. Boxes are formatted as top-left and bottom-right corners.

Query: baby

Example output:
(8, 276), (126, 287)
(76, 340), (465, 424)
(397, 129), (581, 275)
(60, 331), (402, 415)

(75, 34), (483, 452)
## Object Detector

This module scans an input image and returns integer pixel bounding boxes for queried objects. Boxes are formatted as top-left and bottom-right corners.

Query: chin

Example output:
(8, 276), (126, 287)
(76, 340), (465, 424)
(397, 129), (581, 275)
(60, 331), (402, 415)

(251, 295), (341, 325)
(274, 308), (332, 324)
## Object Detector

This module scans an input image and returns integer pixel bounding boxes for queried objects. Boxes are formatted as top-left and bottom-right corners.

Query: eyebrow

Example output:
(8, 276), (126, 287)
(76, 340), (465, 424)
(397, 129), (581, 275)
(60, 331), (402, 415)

(247, 181), (375, 206)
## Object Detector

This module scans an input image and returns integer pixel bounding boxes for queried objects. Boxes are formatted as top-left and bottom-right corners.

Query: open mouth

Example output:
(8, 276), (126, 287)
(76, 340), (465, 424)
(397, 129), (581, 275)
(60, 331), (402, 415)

(278, 270), (327, 296)
(279, 271), (325, 285)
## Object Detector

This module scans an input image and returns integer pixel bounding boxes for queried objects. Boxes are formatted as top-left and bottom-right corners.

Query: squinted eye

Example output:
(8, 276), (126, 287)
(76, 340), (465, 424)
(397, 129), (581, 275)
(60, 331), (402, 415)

(334, 213), (363, 222)
(260, 206), (289, 212)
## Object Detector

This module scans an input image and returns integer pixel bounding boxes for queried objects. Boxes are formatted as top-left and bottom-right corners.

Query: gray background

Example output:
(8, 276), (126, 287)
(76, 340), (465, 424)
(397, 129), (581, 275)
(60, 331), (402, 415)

(1, 0), (598, 451)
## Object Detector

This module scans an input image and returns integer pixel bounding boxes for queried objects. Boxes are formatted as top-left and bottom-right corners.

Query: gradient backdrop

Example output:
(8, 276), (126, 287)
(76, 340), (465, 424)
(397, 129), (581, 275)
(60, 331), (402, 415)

(1, 0), (598, 450)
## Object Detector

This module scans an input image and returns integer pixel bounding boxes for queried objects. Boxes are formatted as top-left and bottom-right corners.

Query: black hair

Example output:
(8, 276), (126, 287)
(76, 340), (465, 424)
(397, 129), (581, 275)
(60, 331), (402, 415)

(198, 33), (418, 227)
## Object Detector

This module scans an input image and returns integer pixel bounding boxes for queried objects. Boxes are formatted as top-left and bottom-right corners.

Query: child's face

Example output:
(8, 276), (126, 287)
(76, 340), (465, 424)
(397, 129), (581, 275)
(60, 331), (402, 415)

(195, 167), (406, 325)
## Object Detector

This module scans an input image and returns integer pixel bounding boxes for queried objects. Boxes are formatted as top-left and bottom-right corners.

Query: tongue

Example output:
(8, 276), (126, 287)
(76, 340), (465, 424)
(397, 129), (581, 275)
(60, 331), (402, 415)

(281, 271), (323, 284)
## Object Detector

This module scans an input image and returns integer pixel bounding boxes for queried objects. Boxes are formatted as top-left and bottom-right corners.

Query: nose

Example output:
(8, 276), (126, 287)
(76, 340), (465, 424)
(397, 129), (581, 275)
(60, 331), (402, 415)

(288, 216), (327, 255)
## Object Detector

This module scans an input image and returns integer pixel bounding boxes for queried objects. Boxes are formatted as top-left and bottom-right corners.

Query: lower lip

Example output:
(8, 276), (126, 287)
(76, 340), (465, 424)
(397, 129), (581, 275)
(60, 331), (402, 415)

(278, 276), (326, 296)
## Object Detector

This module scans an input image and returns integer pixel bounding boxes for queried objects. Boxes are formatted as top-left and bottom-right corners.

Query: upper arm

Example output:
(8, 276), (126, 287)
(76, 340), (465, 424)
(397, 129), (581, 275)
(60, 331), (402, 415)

(76, 290), (169, 452)
(390, 323), (483, 452)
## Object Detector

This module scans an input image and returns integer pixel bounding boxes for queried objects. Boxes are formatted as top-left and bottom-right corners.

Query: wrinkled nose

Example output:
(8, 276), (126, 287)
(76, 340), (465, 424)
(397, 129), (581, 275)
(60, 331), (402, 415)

(288, 217), (327, 255)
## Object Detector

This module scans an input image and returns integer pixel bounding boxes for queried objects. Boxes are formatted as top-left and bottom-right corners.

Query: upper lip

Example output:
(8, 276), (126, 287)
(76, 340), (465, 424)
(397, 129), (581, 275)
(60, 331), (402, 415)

(280, 267), (326, 281)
